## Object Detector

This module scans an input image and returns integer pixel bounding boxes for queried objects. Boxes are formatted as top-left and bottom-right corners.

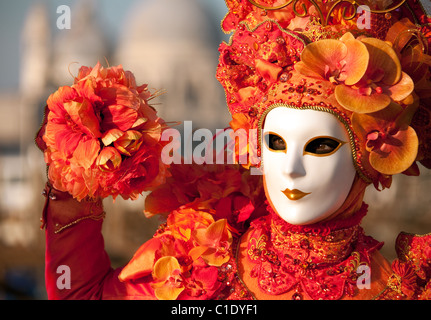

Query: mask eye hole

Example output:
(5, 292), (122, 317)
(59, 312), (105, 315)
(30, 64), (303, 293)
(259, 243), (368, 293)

(304, 137), (344, 156)
(264, 133), (286, 152)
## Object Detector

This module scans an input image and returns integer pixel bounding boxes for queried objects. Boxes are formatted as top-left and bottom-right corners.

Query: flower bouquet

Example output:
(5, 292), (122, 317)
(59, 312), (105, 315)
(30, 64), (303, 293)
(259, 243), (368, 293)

(36, 62), (169, 201)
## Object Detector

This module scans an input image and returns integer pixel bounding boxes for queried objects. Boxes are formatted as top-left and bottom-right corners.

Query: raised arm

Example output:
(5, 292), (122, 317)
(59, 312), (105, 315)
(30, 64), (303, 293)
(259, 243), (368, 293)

(41, 182), (155, 300)
(35, 62), (170, 299)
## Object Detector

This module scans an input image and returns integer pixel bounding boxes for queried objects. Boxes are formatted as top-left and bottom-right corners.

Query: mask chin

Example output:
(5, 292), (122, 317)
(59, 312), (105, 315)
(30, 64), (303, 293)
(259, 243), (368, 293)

(261, 106), (357, 225)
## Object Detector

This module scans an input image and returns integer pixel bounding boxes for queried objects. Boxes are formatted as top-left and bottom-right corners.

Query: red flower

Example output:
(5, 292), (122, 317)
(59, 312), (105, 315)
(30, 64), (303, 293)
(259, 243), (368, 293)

(189, 219), (233, 267)
(151, 256), (185, 300)
(215, 193), (255, 234)
(182, 264), (221, 300)
(104, 145), (168, 200)
(96, 147), (122, 172)
(41, 62), (168, 200)
(119, 208), (230, 300)
(391, 259), (417, 298)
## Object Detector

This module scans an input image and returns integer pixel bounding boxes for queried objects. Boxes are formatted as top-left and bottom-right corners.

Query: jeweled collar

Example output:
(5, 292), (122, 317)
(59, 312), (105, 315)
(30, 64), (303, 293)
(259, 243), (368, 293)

(269, 202), (368, 264)
(243, 202), (382, 299)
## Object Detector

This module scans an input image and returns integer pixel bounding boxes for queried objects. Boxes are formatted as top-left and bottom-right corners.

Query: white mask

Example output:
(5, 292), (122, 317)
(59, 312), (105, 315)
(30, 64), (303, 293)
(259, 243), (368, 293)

(261, 106), (356, 225)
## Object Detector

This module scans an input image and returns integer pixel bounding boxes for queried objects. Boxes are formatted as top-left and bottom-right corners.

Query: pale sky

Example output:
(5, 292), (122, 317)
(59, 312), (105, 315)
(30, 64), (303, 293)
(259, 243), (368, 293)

(0, 0), (228, 90)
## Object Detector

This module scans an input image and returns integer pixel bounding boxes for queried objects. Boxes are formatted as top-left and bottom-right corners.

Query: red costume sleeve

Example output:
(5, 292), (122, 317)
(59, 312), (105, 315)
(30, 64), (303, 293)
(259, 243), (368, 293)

(42, 183), (155, 300)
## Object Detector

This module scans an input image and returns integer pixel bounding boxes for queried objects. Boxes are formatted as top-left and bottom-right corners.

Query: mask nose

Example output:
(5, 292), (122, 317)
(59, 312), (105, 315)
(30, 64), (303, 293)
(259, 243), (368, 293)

(283, 146), (306, 179)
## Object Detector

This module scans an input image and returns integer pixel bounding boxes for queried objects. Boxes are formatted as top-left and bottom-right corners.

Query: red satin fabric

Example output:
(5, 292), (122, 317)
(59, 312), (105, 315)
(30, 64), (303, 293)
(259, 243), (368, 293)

(43, 185), (155, 300)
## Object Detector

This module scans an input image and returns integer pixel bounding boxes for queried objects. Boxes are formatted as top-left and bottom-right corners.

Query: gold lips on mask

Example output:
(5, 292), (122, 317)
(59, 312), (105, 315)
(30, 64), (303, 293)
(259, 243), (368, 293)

(282, 188), (311, 201)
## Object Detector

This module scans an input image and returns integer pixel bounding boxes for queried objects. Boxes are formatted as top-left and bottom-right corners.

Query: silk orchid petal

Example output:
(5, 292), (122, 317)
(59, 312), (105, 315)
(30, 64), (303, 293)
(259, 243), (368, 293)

(369, 126), (418, 175)
(342, 39), (369, 85)
(335, 84), (391, 113)
(294, 61), (325, 79)
(361, 37), (402, 86)
(387, 72), (415, 102)
(152, 256), (181, 281)
(300, 39), (348, 79)
(154, 285), (184, 301)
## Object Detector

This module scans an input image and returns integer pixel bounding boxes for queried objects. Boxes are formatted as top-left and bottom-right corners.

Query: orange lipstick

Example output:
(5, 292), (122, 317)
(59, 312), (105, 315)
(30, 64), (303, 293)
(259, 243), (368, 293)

(282, 188), (310, 201)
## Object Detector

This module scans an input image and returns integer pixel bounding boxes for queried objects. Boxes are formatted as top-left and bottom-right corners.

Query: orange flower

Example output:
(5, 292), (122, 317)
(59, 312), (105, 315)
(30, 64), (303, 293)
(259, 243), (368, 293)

(95, 147), (122, 172)
(295, 33), (415, 114)
(295, 33), (369, 86)
(47, 150), (99, 200)
(167, 208), (214, 242)
(149, 256), (222, 300)
(151, 256), (185, 300)
(336, 37), (414, 113)
(41, 62), (168, 200)
(44, 87), (101, 164)
(352, 103), (419, 177)
(119, 207), (232, 300)
(189, 219), (233, 266)
(182, 263), (221, 299)
(113, 130), (143, 156)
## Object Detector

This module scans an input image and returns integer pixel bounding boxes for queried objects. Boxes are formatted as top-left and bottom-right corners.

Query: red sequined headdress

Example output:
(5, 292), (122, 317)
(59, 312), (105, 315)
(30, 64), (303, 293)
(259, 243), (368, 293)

(216, 0), (431, 189)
